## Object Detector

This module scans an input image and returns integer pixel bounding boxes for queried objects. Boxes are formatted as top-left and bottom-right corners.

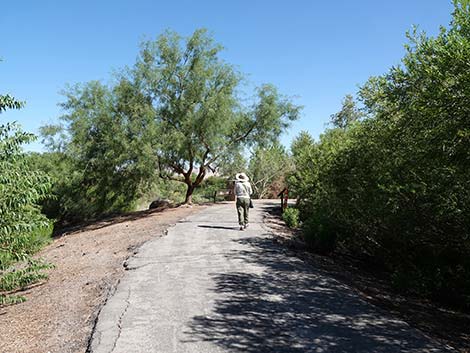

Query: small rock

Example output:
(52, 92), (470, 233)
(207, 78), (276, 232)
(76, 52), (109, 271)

(149, 199), (172, 209)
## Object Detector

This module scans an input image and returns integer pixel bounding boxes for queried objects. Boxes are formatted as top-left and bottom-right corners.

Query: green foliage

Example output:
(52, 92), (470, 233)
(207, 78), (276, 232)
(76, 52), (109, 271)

(0, 260), (52, 292)
(40, 79), (159, 222)
(0, 260), (52, 306)
(0, 93), (53, 305)
(287, 131), (316, 200)
(135, 178), (185, 208)
(27, 152), (73, 221)
(0, 294), (26, 306)
(291, 1), (470, 308)
(249, 143), (291, 198)
(39, 28), (300, 217)
(133, 29), (301, 203)
(329, 94), (362, 129)
(0, 125), (52, 268)
(282, 207), (299, 228)
(192, 176), (229, 203)
(216, 148), (247, 178)
(136, 175), (228, 209)
(302, 214), (338, 254)
(0, 94), (24, 112)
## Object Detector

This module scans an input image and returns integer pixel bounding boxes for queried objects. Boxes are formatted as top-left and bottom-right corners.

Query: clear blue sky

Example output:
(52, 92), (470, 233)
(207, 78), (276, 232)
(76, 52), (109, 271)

(1, 0), (453, 151)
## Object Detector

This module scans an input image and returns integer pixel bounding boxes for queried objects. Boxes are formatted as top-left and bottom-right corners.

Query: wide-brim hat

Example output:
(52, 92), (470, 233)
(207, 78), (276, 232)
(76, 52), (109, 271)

(235, 172), (249, 182)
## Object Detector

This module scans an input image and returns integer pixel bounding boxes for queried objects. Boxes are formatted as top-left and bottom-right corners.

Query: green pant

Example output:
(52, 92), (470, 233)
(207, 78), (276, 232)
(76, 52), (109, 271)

(236, 197), (250, 226)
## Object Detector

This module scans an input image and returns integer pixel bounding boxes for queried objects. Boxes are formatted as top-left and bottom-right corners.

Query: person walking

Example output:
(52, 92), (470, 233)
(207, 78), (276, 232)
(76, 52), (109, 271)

(234, 172), (253, 230)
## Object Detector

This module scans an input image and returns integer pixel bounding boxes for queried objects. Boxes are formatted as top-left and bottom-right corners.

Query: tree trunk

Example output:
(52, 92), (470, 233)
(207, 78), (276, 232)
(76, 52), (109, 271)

(184, 184), (195, 204)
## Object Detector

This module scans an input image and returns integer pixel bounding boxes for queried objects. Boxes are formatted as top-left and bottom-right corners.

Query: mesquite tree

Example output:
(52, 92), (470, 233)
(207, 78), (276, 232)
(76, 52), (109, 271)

(134, 29), (301, 203)
(40, 79), (159, 221)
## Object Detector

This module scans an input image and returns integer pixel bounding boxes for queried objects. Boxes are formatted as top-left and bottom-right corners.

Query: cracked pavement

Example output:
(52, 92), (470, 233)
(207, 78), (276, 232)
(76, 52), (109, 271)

(89, 200), (455, 353)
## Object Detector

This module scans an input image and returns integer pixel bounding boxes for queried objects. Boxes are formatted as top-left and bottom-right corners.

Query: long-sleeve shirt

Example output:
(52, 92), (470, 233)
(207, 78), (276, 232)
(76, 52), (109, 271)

(234, 181), (253, 199)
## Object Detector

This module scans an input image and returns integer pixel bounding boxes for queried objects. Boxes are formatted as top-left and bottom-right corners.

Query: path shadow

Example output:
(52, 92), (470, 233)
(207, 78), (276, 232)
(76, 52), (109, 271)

(185, 236), (451, 353)
(53, 205), (179, 238)
(198, 225), (239, 231)
(260, 201), (470, 350)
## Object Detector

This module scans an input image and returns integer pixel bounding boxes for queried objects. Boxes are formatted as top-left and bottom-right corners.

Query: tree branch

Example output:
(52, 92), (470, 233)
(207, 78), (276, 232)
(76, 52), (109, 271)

(157, 157), (185, 183)
(159, 171), (184, 183)
(230, 120), (257, 145)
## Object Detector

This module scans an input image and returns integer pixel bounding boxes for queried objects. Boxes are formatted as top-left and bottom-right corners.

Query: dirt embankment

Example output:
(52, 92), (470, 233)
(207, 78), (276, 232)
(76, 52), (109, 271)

(0, 205), (203, 353)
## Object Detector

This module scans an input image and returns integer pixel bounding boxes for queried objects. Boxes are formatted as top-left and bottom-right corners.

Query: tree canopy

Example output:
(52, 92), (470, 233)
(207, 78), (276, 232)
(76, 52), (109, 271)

(133, 29), (301, 202)
(41, 79), (159, 221)
(40, 29), (301, 210)
(329, 94), (362, 129)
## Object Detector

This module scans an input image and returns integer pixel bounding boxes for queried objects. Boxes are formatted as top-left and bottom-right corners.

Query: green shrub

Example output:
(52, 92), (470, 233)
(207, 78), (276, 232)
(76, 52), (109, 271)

(0, 260), (52, 292)
(289, 1), (470, 308)
(38, 79), (159, 223)
(0, 259), (53, 306)
(0, 294), (26, 306)
(194, 176), (228, 203)
(1, 94), (53, 305)
(282, 207), (300, 228)
(302, 213), (337, 254)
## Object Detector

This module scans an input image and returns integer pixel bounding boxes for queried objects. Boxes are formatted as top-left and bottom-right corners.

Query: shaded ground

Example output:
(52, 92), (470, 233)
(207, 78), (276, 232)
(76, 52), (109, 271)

(90, 200), (454, 353)
(0, 204), (203, 353)
(263, 203), (470, 353)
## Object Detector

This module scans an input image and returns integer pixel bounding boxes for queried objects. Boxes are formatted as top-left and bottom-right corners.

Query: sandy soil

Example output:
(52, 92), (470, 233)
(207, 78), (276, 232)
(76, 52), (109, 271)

(0, 205), (204, 353)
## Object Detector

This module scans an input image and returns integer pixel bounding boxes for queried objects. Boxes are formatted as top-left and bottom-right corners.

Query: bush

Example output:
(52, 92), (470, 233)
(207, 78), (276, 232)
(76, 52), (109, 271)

(289, 1), (470, 309)
(38, 80), (159, 223)
(302, 213), (337, 254)
(194, 176), (228, 203)
(282, 207), (300, 228)
(1, 95), (53, 305)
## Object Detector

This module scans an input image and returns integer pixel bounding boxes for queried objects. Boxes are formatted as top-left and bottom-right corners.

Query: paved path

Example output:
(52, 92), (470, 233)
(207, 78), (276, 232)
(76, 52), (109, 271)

(90, 201), (454, 353)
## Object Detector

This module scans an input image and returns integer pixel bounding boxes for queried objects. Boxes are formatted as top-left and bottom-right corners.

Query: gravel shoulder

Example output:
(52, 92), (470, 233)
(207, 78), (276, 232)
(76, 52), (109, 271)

(0, 205), (204, 353)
